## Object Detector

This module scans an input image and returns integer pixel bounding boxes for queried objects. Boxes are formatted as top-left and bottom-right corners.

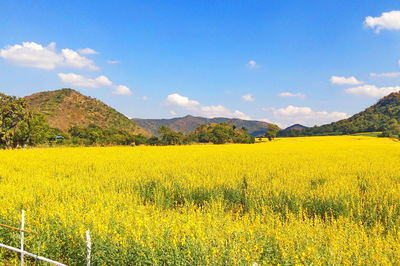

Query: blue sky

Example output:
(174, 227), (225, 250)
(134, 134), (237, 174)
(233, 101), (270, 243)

(1, 1), (400, 127)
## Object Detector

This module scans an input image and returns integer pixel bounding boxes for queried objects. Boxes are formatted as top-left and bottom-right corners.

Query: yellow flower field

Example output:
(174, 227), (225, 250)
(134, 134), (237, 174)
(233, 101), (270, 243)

(0, 136), (400, 265)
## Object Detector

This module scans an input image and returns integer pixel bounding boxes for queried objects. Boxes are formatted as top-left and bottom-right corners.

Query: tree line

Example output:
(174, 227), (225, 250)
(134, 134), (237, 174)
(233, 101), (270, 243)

(0, 93), (258, 148)
(61, 122), (256, 146)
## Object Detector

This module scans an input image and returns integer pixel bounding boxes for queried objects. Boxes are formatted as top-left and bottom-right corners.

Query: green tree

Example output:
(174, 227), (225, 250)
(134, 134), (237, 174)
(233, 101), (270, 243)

(381, 119), (400, 138)
(194, 123), (254, 144)
(132, 134), (148, 145)
(0, 93), (28, 147)
(147, 136), (161, 145)
(211, 123), (234, 144)
(265, 124), (280, 141)
(158, 126), (185, 145)
(13, 112), (50, 147)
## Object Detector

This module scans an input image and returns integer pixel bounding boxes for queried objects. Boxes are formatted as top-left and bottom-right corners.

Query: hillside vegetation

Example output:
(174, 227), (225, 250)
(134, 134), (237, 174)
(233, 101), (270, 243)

(25, 88), (146, 134)
(298, 92), (400, 136)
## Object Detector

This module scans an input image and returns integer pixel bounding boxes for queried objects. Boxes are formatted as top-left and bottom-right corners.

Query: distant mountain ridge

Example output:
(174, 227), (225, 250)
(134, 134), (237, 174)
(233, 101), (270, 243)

(132, 115), (275, 136)
(283, 124), (308, 131)
(24, 88), (148, 135)
(278, 124), (308, 137)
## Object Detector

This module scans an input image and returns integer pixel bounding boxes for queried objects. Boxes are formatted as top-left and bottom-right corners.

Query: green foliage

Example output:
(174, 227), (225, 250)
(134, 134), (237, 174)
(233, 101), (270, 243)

(147, 136), (162, 146)
(135, 178), (253, 211)
(67, 125), (141, 146)
(158, 126), (187, 145)
(152, 123), (255, 145)
(265, 124), (280, 141)
(0, 93), (26, 147)
(132, 134), (148, 145)
(194, 123), (255, 144)
(380, 119), (400, 138)
(0, 93), (50, 148)
(12, 112), (51, 147)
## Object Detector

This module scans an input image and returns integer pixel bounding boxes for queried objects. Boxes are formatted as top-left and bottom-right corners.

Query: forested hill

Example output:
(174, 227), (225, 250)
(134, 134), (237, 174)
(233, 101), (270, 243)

(300, 92), (400, 136)
(132, 115), (276, 136)
(24, 88), (148, 135)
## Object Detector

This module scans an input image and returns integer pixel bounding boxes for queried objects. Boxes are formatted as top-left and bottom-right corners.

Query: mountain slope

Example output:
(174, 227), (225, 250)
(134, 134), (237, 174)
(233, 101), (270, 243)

(24, 88), (148, 134)
(278, 124), (308, 137)
(302, 92), (400, 135)
(132, 115), (276, 136)
(283, 124), (308, 131)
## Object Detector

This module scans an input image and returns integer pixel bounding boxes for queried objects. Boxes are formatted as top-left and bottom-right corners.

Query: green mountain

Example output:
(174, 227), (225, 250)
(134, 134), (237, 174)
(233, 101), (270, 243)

(132, 115), (276, 136)
(283, 124), (308, 131)
(24, 88), (148, 135)
(302, 92), (400, 135)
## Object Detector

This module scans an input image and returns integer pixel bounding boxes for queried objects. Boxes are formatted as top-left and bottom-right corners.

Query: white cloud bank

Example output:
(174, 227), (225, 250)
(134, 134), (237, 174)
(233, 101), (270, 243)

(58, 73), (112, 88)
(58, 73), (132, 95)
(166, 93), (200, 110)
(345, 84), (400, 97)
(278, 92), (306, 98)
(113, 85), (132, 95)
(262, 105), (348, 127)
(166, 93), (250, 119)
(0, 42), (98, 70)
(365, 11), (400, 32)
(242, 94), (255, 102)
(330, 76), (363, 85)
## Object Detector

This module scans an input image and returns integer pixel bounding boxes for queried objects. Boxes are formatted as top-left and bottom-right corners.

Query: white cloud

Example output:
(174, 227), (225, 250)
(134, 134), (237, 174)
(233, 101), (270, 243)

(58, 72), (132, 96)
(113, 85), (132, 95)
(107, 60), (120, 64)
(269, 105), (313, 116)
(242, 94), (255, 102)
(345, 84), (400, 97)
(78, 48), (98, 55)
(330, 76), (363, 85)
(231, 110), (251, 120)
(141, 96), (149, 101)
(61, 49), (98, 70)
(0, 42), (61, 70)
(262, 105), (348, 127)
(200, 105), (251, 120)
(259, 118), (284, 129)
(166, 93), (200, 110)
(0, 42), (98, 70)
(246, 60), (258, 69)
(58, 73), (112, 88)
(370, 72), (400, 78)
(278, 92), (306, 98)
(365, 11), (400, 32)
(165, 93), (250, 119)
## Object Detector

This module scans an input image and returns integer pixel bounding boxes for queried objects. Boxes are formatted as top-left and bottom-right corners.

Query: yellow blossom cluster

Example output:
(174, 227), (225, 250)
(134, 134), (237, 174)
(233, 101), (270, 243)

(0, 136), (399, 264)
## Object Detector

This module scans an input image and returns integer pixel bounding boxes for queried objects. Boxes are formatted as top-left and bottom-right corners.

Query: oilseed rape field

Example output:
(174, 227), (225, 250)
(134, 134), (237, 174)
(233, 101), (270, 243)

(0, 136), (400, 265)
